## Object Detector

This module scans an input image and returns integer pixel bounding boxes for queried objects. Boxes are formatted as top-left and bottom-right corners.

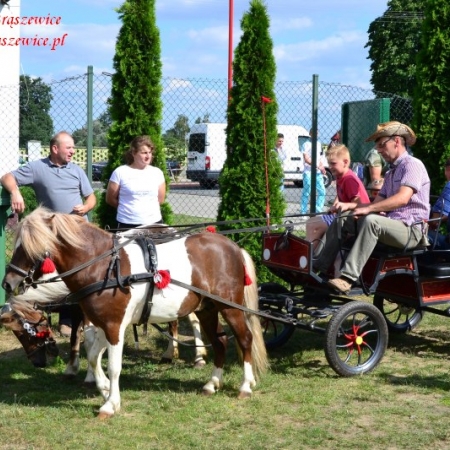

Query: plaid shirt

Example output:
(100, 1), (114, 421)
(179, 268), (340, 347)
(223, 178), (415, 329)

(378, 152), (430, 226)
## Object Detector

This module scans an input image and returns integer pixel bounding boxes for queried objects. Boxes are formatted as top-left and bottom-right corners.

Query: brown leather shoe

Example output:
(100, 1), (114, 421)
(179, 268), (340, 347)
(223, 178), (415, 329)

(327, 277), (352, 294)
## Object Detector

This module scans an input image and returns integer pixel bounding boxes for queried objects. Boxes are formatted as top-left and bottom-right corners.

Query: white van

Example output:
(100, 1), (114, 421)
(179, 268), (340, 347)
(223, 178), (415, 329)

(186, 122), (332, 188)
(277, 124), (308, 187)
(186, 123), (227, 188)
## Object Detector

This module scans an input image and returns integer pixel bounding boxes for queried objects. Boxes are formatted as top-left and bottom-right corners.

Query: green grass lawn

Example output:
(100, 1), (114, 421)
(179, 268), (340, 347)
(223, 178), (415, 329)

(1, 304), (450, 449)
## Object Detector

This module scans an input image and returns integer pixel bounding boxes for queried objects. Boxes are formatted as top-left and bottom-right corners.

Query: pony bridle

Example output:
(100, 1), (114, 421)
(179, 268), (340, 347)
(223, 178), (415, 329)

(0, 303), (51, 340)
(6, 253), (51, 291)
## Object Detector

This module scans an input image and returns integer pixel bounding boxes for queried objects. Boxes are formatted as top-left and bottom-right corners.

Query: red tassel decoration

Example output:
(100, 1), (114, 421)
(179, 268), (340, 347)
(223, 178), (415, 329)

(206, 225), (216, 233)
(35, 331), (51, 339)
(41, 257), (56, 274)
(154, 270), (171, 289)
(243, 266), (252, 286)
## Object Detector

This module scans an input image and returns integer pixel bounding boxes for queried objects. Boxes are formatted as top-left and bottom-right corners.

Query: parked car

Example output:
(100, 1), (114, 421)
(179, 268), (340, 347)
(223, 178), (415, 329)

(92, 161), (107, 181)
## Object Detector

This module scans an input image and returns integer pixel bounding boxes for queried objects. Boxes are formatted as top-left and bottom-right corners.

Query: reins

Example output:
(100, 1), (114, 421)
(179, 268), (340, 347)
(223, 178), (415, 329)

(35, 235), (139, 285)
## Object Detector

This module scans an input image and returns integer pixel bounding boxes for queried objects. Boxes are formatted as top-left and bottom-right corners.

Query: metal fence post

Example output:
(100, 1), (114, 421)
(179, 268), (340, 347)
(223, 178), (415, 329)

(87, 65), (94, 222)
(310, 74), (319, 214)
(0, 187), (11, 306)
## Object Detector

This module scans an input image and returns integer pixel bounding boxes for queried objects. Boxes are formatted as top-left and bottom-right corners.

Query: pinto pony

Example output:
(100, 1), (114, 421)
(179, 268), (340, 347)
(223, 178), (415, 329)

(2, 207), (268, 418)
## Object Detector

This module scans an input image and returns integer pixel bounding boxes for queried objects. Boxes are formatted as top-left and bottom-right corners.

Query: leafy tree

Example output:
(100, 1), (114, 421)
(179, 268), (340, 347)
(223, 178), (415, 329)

(163, 114), (189, 162)
(19, 75), (53, 148)
(97, 110), (112, 128)
(412, 0), (450, 195)
(96, 0), (172, 227)
(194, 113), (211, 124)
(365, 0), (424, 99)
(217, 0), (285, 281)
(72, 118), (109, 147)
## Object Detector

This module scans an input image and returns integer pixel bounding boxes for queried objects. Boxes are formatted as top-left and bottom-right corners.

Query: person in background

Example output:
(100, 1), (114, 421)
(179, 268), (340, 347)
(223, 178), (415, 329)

(306, 145), (369, 262)
(327, 129), (341, 150)
(363, 147), (386, 187)
(106, 135), (166, 228)
(301, 129), (326, 214)
(274, 133), (287, 191)
(314, 121), (430, 294)
(0, 131), (96, 337)
(428, 158), (450, 249)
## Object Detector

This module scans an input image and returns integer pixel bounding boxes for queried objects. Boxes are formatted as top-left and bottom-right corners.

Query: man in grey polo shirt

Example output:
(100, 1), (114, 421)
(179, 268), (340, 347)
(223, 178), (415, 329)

(1, 130), (96, 335)
(314, 121), (430, 294)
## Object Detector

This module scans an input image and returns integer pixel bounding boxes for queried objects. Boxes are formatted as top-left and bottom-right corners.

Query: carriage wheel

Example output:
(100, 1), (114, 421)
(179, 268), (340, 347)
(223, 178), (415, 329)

(373, 294), (423, 334)
(324, 301), (388, 377)
(258, 283), (295, 350)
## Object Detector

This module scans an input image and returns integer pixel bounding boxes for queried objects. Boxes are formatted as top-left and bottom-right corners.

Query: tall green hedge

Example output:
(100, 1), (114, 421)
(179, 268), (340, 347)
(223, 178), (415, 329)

(96, 0), (172, 228)
(217, 0), (285, 281)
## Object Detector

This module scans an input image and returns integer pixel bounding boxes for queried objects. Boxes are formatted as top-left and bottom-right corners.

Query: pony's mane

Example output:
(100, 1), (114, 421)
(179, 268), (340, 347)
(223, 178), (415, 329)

(16, 206), (91, 260)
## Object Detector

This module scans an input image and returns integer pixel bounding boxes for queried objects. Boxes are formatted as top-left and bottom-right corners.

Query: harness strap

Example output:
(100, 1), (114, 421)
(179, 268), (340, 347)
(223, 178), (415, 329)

(168, 278), (295, 324)
(38, 235), (138, 285)
(150, 322), (211, 348)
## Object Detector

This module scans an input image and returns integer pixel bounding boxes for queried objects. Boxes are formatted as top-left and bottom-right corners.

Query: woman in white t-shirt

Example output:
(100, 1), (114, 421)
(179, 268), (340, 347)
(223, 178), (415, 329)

(106, 135), (166, 228)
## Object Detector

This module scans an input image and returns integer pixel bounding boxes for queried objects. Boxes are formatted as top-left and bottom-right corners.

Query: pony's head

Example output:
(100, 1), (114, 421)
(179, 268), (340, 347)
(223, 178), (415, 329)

(2, 206), (86, 295)
(0, 300), (59, 367)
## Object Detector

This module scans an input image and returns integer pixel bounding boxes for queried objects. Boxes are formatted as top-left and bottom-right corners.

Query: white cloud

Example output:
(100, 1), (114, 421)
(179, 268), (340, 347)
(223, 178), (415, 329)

(274, 31), (365, 63)
(271, 17), (313, 31)
(165, 79), (194, 92)
(187, 25), (229, 46)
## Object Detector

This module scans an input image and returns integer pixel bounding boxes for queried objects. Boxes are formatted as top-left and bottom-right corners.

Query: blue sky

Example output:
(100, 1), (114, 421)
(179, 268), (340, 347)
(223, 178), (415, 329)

(13, 0), (389, 88)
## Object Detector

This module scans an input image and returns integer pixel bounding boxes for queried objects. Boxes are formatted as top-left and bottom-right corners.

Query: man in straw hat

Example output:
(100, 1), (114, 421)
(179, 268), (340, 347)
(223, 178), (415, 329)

(314, 121), (430, 294)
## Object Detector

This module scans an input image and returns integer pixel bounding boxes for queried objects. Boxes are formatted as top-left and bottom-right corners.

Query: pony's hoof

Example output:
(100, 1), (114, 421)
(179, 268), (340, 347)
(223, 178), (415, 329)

(97, 411), (114, 420)
(194, 359), (206, 369)
(237, 391), (252, 400)
(202, 389), (214, 396)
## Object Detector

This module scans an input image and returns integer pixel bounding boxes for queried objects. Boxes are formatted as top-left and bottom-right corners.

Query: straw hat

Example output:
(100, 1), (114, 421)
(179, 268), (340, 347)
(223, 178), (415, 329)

(365, 121), (416, 146)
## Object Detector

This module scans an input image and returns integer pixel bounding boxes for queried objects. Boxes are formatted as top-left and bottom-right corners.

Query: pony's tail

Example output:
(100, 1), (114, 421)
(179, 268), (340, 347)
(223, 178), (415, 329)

(241, 249), (269, 378)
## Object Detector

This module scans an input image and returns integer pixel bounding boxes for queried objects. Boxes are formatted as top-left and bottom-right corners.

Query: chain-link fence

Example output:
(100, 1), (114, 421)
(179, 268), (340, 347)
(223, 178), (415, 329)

(0, 70), (413, 256)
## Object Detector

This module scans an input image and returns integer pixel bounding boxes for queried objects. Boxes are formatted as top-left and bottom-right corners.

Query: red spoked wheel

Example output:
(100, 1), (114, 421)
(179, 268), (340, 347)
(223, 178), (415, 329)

(324, 301), (388, 377)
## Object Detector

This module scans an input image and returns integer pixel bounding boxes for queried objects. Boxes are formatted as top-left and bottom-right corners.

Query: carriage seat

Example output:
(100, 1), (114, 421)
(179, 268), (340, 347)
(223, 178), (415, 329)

(341, 236), (428, 258)
(370, 242), (429, 258)
(417, 249), (450, 277)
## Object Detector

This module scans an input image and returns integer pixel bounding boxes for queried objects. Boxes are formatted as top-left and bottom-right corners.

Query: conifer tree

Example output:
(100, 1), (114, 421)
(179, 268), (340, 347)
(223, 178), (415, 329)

(217, 0), (285, 281)
(97, 0), (172, 227)
(412, 0), (450, 194)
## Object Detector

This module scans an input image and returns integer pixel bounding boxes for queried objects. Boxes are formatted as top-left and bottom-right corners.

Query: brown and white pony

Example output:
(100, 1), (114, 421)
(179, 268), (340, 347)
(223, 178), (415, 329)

(2, 207), (268, 418)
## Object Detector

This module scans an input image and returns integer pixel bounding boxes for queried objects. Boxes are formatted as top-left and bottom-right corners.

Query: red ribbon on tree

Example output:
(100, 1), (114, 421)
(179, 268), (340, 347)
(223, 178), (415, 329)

(261, 96), (272, 103)
(205, 225), (217, 233)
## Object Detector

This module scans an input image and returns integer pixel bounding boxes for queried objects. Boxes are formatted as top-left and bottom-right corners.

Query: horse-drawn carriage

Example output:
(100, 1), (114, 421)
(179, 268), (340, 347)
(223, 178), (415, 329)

(2, 207), (450, 417)
(258, 223), (450, 376)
